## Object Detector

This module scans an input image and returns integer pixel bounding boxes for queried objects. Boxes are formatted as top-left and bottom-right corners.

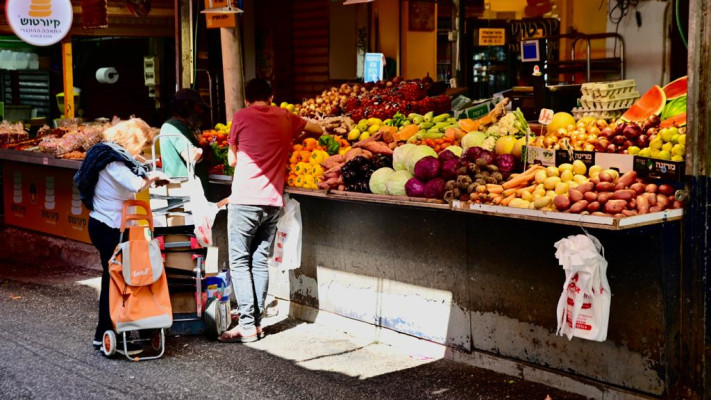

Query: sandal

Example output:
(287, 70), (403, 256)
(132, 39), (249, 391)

(218, 327), (258, 343)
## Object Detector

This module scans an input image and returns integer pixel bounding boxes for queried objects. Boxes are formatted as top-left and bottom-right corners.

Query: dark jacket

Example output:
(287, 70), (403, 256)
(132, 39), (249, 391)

(73, 142), (148, 210)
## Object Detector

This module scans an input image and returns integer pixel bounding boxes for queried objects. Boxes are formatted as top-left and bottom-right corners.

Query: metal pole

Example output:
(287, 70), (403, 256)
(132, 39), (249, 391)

(61, 36), (74, 119)
(680, 0), (711, 398)
(220, 24), (245, 123)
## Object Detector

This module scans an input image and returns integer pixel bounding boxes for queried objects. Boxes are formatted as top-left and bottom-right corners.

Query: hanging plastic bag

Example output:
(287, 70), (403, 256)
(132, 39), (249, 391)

(269, 195), (302, 271)
(554, 233), (611, 342)
(185, 176), (221, 247)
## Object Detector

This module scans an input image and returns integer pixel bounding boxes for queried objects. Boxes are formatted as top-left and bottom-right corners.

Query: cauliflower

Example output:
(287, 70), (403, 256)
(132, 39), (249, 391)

(481, 135), (497, 151)
(485, 112), (520, 136)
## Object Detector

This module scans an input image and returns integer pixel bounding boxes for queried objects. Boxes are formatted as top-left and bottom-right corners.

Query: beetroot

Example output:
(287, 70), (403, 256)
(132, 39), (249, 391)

(413, 156), (441, 181)
(437, 149), (459, 162)
(461, 146), (483, 163)
(423, 178), (446, 199)
(405, 178), (426, 197)
(441, 158), (460, 180)
(496, 154), (516, 173)
(476, 149), (495, 165)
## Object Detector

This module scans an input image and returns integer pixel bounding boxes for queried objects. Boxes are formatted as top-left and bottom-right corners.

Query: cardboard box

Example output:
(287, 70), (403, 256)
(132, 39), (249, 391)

(594, 152), (634, 173)
(633, 156), (685, 181)
(170, 291), (197, 314)
(556, 149), (596, 169)
(164, 251), (197, 272)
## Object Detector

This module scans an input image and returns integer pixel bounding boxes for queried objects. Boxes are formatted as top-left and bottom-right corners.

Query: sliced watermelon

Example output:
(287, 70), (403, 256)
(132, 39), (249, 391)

(620, 86), (666, 122)
(660, 112), (686, 128)
(663, 76), (688, 100)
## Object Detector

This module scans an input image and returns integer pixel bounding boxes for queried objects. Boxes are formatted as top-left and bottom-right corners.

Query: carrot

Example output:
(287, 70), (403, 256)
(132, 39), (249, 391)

(435, 138), (444, 145)
(502, 194), (517, 206)
(487, 187), (503, 195)
(396, 125), (419, 141)
(502, 166), (544, 189)
(502, 188), (517, 197)
(491, 194), (504, 205)
(516, 185), (536, 195)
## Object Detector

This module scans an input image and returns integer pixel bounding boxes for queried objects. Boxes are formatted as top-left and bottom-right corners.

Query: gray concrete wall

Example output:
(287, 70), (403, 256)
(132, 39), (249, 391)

(262, 195), (680, 397)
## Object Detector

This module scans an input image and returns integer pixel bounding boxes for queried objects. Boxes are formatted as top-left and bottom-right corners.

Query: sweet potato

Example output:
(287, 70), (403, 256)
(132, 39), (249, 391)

(598, 192), (613, 204)
(554, 195), (571, 211)
(596, 182), (615, 192)
(617, 171), (637, 188)
(614, 213), (626, 218)
(612, 189), (636, 201)
(345, 148), (374, 161)
(587, 201), (601, 212)
(568, 189), (584, 203)
(591, 212), (608, 217)
(569, 200), (589, 214)
(604, 199), (627, 214)
(636, 195), (649, 214)
(628, 198), (636, 209)
(362, 141), (394, 155)
(584, 191), (598, 202)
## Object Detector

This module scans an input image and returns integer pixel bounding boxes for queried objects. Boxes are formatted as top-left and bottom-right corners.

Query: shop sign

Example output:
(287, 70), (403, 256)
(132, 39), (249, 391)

(364, 53), (384, 83)
(205, 13), (236, 29)
(478, 28), (506, 46)
(454, 99), (495, 120)
(2, 162), (90, 243)
(5, 0), (73, 47)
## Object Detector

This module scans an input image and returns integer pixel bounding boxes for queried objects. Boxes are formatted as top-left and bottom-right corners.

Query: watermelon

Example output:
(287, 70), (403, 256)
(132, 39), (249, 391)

(660, 112), (686, 128)
(620, 86), (666, 122)
(663, 76), (688, 100)
(661, 95), (687, 121)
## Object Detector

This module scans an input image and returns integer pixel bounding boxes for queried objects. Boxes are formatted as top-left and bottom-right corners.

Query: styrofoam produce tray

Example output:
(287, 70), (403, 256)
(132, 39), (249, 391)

(580, 79), (637, 97)
(579, 93), (640, 110)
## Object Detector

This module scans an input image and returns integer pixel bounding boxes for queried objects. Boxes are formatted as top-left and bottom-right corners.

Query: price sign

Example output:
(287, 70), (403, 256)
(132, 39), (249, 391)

(538, 108), (554, 125)
(478, 28), (506, 46)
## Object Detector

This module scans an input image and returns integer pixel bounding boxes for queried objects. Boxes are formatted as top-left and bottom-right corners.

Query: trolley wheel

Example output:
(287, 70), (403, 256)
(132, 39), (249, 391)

(203, 298), (221, 340)
(151, 330), (162, 351)
(102, 330), (116, 357)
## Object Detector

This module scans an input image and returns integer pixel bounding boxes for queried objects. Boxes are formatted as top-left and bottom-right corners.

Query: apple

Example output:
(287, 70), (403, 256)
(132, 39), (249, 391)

(637, 134), (650, 148)
(613, 135), (627, 145)
(600, 127), (614, 139)
(615, 123), (627, 136)
(606, 143), (618, 153)
(624, 124), (642, 140)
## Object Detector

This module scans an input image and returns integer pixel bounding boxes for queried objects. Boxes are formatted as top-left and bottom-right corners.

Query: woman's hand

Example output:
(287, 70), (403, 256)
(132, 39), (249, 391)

(144, 171), (172, 189)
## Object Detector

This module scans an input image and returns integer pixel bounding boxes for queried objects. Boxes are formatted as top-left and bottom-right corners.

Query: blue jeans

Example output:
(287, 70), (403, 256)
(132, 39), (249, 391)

(227, 204), (280, 329)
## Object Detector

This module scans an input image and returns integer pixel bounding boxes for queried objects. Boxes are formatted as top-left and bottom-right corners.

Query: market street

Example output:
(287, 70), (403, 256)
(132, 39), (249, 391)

(0, 257), (587, 400)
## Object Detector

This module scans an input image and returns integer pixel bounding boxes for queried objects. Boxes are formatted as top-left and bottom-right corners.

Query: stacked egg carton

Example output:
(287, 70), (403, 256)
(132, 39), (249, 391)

(572, 79), (640, 120)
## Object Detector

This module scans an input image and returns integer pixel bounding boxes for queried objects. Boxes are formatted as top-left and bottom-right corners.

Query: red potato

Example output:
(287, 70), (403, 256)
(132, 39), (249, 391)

(598, 192), (613, 204)
(668, 195), (676, 203)
(614, 181), (627, 191)
(630, 182), (646, 195)
(581, 211), (591, 216)
(591, 176), (601, 185)
(554, 195), (571, 211)
(649, 206), (663, 213)
(617, 171), (638, 188)
(587, 201), (601, 212)
(656, 194), (670, 210)
(584, 191), (598, 202)
(622, 209), (638, 217)
(629, 198), (636, 209)
(569, 200), (589, 214)
(592, 212), (608, 217)
(614, 213), (626, 218)
(673, 200), (685, 209)
(658, 184), (675, 196)
(577, 182), (595, 194)
(596, 182), (615, 192)
(644, 192), (657, 206)
(598, 172), (613, 183)
(612, 189), (636, 201)
(636, 195), (650, 214)
(645, 183), (659, 193)
(604, 199), (627, 214)
(569, 189), (584, 203)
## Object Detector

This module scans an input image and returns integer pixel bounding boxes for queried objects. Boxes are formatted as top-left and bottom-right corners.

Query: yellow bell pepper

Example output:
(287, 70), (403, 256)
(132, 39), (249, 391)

(294, 162), (310, 175)
(309, 150), (328, 165)
(294, 176), (305, 188)
(338, 146), (351, 156)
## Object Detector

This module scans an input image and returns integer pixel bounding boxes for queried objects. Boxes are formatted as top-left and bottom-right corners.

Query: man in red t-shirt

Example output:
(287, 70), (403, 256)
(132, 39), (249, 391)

(219, 79), (322, 343)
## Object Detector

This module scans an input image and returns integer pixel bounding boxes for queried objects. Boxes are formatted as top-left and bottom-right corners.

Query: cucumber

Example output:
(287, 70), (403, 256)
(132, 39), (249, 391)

(434, 122), (450, 130)
(432, 113), (450, 123)
(423, 131), (445, 139)
(419, 122), (434, 129)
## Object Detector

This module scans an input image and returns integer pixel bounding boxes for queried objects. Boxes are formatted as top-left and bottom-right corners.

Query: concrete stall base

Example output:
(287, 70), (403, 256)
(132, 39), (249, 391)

(253, 195), (680, 399)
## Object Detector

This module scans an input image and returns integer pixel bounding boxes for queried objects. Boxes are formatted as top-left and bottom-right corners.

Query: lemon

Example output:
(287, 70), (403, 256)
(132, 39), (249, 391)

(657, 150), (672, 160)
(662, 142), (673, 152)
(348, 128), (361, 141)
(672, 144), (685, 156)
(639, 148), (652, 157)
(672, 155), (684, 162)
(367, 118), (383, 126)
(280, 102), (288, 108)
(628, 146), (640, 155)
(286, 104), (295, 112)
(650, 138), (664, 150)
(660, 128), (675, 143)
(679, 134), (686, 146)
(359, 131), (371, 141)
(368, 124), (381, 134)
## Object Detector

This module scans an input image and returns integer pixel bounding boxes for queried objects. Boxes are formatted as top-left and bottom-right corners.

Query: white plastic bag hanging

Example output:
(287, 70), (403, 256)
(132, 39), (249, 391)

(554, 233), (611, 342)
(186, 176), (221, 247)
(269, 195), (302, 271)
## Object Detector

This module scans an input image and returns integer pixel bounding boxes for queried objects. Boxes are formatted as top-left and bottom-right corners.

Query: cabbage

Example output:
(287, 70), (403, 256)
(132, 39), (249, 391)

(369, 167), (395, 194)
(405, 145), (437, 174)
(438, 148), (458, 162)
(405, 178), (426, 197)
(461, 146), (483, 163)
(461, 131), (487, 150)
(423, 178), (446, 199)
(414, 156), (441, 181)
(393, 143), (417, 171)
(386, 170), (414, 196)
(446, 145), (463, 157)
(440, 159), (460, 180)
(477, 149), (496, 165)
(495, 154), (516, 173)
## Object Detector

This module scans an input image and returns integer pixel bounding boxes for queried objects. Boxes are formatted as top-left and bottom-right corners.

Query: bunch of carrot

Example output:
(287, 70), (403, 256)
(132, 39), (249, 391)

(500, 165), (546, 206)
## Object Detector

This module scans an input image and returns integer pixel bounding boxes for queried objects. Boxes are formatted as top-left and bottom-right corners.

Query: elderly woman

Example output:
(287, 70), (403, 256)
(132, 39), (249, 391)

(74, 118), (168, 356)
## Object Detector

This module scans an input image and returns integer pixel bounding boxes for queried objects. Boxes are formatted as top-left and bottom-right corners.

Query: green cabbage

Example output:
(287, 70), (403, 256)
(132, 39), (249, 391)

(405, 145), (437, 174)
(369, 167), (395, 194)
(386, 170), (414, 196)
(446, 145), (463, 157)
(393, 143), (417, 171)
(461, 131), (487, 150)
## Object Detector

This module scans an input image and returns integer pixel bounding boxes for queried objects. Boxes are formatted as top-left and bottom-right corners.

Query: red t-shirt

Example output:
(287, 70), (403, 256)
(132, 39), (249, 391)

(228, 105), (307, 207)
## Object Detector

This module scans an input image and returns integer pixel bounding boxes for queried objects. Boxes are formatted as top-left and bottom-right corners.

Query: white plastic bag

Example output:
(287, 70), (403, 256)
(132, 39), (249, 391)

(554, 233), (611, 342)
(269, 195), (302, 271)
(186, 176), (221, 247)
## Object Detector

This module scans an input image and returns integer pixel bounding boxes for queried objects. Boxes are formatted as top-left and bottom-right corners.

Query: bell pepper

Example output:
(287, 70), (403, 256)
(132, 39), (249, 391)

(318, 134), (341, 155)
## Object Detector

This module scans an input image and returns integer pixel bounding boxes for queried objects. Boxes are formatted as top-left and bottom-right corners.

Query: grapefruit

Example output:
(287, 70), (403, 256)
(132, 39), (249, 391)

(547, 112), (575, 133)
(663, 76), (687, 100)
(495, 135), (518, 155)
(620, 86), (666, 122)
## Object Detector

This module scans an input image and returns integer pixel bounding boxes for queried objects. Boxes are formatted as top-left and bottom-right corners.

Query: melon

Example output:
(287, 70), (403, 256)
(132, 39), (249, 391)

(660, 112), (686, 128)
(620, 86), (666, 122)
(663, 76), (688, 100)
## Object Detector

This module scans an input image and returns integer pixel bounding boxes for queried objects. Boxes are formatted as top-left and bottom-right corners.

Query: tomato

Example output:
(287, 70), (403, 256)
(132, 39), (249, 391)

(199, 138), (207, 146)
(217, 133), (226, 141)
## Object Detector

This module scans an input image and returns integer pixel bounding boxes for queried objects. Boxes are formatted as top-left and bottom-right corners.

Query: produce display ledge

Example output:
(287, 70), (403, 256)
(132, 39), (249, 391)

(216, 175), (685, 230)
(0, 149), (82, 170)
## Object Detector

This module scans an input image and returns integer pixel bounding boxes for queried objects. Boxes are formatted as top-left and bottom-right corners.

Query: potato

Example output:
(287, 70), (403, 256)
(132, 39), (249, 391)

(645, 184), (658, 193)
(649, 206), (662, 213)
(612, 189), (636, 201)
(598, 171), (613, 183)
(673, 200), (684, 209)
(591, 212), (607, 217)
(577, 182), (595, 194)
(604, 169), (620, 181)
(644, 192), (657, 206)
(604, 199), (627, 214)
(630, 182), (646, 195)
(614, 213), (626, 218)
(534, 196), (553, 209)
(584, 191), (598, 202)
(617, 171), (637, 188)
(658, 184), (675, 196)
(621, 209), (638, 217)
(614, 181), (627, 191)
(596, 182), (615, 192)
(656, 194), (670, 210)
(598, 192), (613, 204)
(636, 195), (649, 214)
(554, 195), (571, 211)
(569, 200), (589, 214)
(629, 198), (636, 209)
(591, 176), (601, 185)
(568, 189), (584, 203)
(587, 201), (601, 212)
